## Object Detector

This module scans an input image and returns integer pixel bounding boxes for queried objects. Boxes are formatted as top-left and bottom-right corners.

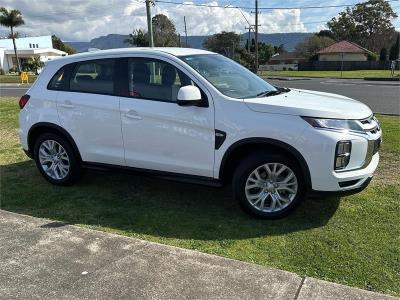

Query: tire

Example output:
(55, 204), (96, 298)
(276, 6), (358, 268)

(33, 133), (80, 185)
(232, 152), (305, 219)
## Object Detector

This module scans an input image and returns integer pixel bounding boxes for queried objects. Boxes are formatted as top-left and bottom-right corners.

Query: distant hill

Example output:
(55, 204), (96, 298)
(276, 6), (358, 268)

(65, 32), (313, 53)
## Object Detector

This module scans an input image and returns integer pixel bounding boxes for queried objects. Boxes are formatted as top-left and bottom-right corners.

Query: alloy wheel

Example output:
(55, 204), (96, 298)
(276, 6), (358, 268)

(245, 163), (298, 213)
(38, 140), (70, 180)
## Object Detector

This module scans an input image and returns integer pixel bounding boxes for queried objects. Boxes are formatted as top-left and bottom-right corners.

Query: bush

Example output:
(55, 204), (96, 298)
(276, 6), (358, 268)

(367, 52), (378, 61)
(8, 67), (17, 73)
(0, 68), (5, 75)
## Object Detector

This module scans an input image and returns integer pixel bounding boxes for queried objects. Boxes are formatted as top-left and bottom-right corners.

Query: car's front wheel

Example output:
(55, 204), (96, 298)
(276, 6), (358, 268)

(233, 153), (305, 219)
(34, 133), (80, 185)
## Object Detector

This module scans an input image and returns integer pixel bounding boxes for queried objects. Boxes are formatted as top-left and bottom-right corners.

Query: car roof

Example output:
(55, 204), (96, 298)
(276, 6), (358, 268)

(47, 47), (214, 65)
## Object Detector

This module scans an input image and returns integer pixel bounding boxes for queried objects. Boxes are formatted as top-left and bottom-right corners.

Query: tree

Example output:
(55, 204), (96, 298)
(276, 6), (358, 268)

(379, 48), (387, 61)
(203, 31), (241, 57)
(51, 35), (76, 55)
(125, 14), (178, 47)
(124, 29), (149, 47)
(389, 33), (399, 60)
(316, 30), (336, 40)
(327, 0), (397, 52)
(24, 56), (43, 74)
(0, 7), (24, 73)
(295, 35), (335, 59)
(152, 14), (179, 47)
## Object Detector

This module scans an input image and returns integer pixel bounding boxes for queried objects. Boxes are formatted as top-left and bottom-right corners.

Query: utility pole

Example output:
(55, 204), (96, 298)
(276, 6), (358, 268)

(245, 26), (252, 52)
(145, 0), (154, 47)
(254, 0), (259, 74)
(184, 16), (188, 47)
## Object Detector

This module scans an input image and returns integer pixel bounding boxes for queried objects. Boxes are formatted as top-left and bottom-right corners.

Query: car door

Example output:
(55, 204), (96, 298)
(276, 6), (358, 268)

(56, 58), (125, 165)
(119, 57), (215, 177)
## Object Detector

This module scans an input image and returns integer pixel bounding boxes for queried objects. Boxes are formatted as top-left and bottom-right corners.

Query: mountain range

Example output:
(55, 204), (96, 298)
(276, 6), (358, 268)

(65, 32), (312, 53)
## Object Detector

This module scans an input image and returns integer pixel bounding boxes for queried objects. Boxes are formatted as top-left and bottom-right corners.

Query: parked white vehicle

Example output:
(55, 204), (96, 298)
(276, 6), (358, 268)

(19, 48), (381, 218)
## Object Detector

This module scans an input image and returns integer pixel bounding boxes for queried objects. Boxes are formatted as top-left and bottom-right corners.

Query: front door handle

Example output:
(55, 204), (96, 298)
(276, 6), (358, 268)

(59, 101), (74, 109)
(125, 110), (142, 120)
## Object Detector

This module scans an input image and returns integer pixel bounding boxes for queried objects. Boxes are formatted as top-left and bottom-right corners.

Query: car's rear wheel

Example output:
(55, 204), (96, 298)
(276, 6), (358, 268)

(34, 133), (80, 185)
(233, 152), (305, 219)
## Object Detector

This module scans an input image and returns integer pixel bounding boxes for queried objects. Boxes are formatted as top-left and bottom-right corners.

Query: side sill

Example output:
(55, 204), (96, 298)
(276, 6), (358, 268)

(81, 162), (224, 188)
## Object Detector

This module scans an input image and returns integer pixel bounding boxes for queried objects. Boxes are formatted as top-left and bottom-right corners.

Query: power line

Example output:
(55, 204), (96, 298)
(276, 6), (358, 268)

(154, 0), (399, 10)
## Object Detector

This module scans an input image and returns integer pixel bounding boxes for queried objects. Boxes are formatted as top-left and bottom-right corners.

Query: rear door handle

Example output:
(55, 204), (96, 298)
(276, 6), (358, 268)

(59, 101), (74, 109)
(125, 110), (142, 120)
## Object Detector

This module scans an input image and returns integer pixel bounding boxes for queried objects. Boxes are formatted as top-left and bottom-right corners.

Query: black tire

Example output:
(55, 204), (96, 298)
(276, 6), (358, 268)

(33, 133), (80, 185)
(232, 152), (305, 219)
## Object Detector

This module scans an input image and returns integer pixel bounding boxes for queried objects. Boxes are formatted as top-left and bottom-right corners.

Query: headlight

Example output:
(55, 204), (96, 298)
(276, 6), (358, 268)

(302, 117), (363, 132)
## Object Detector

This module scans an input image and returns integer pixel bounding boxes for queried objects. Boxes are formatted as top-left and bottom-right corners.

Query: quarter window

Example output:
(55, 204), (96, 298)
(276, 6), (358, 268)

(70, 59), (115, 95)
(48, 67), (67, 90)
(127, 58), (195, 102)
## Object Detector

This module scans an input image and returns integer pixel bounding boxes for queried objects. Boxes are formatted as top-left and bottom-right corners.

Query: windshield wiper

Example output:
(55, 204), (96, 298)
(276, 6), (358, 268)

(275, 86), (291, 93)
(256, 90), (282, 97)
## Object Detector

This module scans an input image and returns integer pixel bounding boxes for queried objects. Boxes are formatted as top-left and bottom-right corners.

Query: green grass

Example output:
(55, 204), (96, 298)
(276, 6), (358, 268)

(0, 74), (37, 84)
(259, 70), (399, 78)
(1, 97), (399, 296)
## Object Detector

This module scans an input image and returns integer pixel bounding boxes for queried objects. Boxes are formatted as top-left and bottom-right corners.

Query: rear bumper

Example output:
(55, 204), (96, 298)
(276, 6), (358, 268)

(309, 176), (372, 198)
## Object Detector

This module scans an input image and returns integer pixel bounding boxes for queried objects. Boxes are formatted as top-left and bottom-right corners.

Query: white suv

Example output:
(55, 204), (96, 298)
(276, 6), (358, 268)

(19, 48), (382, 218)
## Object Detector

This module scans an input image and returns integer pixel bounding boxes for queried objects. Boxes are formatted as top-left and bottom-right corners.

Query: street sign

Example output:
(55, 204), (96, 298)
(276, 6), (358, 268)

(21, 72), (29, 84)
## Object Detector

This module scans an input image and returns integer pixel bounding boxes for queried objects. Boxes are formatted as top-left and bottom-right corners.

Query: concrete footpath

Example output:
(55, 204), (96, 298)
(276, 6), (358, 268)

(0, 210), (397, 300)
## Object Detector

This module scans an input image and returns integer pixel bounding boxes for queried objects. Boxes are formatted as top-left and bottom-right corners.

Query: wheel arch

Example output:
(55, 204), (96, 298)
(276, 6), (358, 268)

(28, 122), (82, 161)
(219, 138), (312, 190)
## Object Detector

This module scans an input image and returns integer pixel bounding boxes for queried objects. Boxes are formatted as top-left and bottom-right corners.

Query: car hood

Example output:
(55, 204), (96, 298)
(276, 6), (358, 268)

(244, 89), (372, 119)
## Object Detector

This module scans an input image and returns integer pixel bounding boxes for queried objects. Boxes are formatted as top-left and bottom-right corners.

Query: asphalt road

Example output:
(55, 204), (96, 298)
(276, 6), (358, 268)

(1, 78), (399, 114)
(266, 77), (399, 115)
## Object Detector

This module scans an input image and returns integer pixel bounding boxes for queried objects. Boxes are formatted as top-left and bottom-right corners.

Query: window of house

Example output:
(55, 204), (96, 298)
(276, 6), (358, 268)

(29, 43), (32, 48)
(36, 44), (39, 48)
(69, 59), (115, 95)
(127, 58), (195, 102)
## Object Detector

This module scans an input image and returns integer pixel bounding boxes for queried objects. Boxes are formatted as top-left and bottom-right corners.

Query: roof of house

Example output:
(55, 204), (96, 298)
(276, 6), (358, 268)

(317, 40), (371, 54)
(269, 52), (306, 61)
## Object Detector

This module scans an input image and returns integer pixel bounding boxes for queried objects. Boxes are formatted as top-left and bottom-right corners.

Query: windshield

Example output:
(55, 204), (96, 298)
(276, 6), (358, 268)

(179, 54), (276, 99)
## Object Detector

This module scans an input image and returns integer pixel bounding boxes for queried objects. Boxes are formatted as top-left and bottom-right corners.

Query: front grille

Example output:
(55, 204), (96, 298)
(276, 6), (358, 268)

(358, 115), (380, 134)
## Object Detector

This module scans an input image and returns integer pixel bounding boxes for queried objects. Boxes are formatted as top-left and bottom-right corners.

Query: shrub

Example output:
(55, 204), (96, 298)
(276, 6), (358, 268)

(0, 68), (5, 75)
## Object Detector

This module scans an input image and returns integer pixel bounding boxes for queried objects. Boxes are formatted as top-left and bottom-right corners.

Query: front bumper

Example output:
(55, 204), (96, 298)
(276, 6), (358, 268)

(296, 123), (381, 193)
(309, 176), (373, 198)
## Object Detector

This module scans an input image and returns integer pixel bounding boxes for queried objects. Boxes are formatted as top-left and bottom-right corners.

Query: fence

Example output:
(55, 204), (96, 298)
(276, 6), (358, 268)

(298, 61), (399, 71)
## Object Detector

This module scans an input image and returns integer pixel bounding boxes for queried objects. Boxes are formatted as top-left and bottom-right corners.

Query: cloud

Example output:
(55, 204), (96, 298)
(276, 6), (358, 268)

(0, 0), (309, 41)
(6, 0), (399, 41)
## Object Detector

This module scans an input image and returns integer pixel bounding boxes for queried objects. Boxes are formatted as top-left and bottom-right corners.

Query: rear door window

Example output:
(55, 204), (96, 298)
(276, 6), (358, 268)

(70, 59), (115, 95)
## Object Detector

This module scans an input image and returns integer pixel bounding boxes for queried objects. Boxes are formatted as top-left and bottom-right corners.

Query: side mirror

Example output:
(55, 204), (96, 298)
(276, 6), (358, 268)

(177, 86), (202, 107)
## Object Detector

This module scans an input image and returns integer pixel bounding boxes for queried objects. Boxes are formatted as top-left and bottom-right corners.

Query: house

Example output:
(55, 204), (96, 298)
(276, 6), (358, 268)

(0, 35), (67, 72)
(317, 40), (371, 61)
(262, 52), (307, 71)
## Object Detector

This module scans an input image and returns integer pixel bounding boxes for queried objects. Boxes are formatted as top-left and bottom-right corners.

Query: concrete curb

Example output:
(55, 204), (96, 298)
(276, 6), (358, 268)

(0, 209), (398, 299)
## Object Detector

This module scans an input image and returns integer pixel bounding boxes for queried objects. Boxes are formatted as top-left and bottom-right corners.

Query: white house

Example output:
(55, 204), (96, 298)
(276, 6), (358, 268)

(0, 35), (67, 72)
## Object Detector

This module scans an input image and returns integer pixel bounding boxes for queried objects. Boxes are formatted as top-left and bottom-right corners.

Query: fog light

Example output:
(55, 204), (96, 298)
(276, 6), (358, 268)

(335, 141), (352, 170)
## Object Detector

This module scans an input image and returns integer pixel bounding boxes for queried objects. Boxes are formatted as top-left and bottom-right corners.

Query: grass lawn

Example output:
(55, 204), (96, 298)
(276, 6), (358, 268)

(1, 97), (399, 296)
(259, 70), (399, 79)
(0, 74), (37, 84)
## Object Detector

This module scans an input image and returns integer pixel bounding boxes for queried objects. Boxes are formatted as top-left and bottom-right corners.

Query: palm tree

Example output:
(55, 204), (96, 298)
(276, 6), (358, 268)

(0, 7), (25, 74)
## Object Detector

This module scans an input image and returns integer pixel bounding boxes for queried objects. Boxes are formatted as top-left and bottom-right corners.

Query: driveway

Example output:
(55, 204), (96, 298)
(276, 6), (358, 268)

(0, 210), (397, 299)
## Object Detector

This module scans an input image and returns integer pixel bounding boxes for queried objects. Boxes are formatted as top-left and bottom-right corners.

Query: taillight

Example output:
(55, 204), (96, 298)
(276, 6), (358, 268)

(19, 95), (30, 109)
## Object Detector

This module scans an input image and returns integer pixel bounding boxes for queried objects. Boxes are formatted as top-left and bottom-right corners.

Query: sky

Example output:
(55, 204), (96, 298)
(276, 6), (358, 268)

(0, 0), (399, 41)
